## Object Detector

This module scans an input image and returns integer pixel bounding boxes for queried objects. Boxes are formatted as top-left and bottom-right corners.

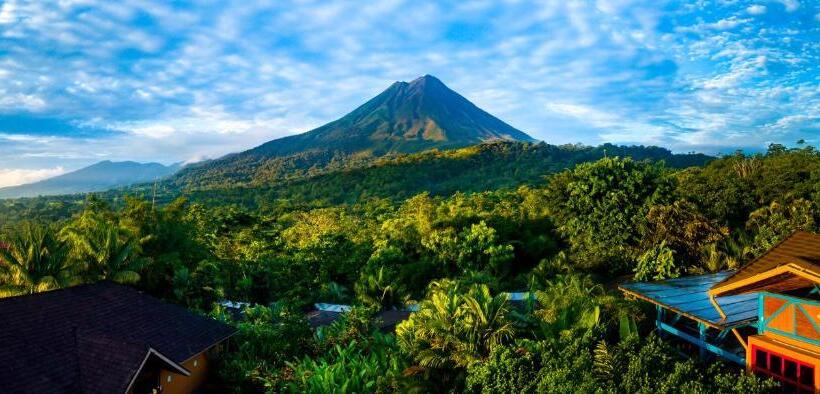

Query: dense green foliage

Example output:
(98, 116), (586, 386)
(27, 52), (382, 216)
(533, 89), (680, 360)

(1, 142), (817, 392)
(177, 142), (711, 200)
(0, 141), (711, 224)
(465, 335), (776, 393)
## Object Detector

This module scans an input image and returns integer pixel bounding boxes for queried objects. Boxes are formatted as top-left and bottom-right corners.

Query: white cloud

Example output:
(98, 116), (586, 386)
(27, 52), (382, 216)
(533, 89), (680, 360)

(545, 101), (667, 145)
(0, 166), (66, 188)
(676, 17), (751, 33)
(0, 0), (17, 24)
(762, 114), (820, 131)
(545, 102), (618, 127)
(699, 54), (767, 89)
(777, 0), (799, 12)
(0, 92), (47, 111)
(0, 0), (815, 163)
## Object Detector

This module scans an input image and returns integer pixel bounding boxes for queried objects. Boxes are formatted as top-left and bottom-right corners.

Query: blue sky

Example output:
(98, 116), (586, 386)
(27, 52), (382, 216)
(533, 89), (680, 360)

(0, 0), (817, 186)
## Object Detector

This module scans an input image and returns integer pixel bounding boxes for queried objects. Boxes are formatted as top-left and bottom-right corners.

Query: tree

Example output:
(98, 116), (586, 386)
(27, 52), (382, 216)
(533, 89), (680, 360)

(531, 274), (610, 338)
(396, 280), (513, 375)
(642, 200), (728, 266)
(634, 241), (678, 281)
(745, 199), (817, 258)
(355, 266), (405, 310)
(61, 220), (147, 284)
(456, 221), (515, 277)
(0, 222), (75, 296)
(544, 157), (672, 271)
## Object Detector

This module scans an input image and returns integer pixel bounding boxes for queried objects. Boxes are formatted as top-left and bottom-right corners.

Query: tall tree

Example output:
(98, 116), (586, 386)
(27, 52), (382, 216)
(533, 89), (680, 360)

(0, 222), (75, 296)
(61, 220), (147, 284)
(396, 280), (513, 372)
(544, 157), (672, 271)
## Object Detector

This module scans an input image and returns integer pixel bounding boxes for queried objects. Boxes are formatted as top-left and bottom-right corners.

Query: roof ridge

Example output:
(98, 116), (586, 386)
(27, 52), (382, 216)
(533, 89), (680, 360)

(711, 231), (820, 294)
(712, 230), (816, 289)
(0, 280), (122, 303)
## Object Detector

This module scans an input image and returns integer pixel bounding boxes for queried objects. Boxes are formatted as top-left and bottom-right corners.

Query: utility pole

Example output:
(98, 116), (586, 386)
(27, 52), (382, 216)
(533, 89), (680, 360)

(151, 181), (157, 211)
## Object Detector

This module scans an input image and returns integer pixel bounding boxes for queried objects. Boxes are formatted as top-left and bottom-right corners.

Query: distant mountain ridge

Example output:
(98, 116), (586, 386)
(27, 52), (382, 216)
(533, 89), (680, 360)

(174, 75), (535, 188)
(0, 161), (181, 199)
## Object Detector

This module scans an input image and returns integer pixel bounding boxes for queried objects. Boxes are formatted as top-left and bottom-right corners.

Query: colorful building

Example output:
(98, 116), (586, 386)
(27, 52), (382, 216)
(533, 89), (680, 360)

(620, 231), (820, 393)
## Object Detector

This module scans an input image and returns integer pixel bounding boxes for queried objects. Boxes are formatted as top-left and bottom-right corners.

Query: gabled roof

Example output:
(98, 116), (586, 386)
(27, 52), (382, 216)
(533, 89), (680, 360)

(75, 330), (191, 394)
(710, 231), (820, 296)
(0, 282), (236, 394)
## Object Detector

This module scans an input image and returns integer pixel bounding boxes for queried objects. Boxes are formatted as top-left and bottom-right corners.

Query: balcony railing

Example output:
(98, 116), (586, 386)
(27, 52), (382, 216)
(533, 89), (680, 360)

(759, 292), (820, 345)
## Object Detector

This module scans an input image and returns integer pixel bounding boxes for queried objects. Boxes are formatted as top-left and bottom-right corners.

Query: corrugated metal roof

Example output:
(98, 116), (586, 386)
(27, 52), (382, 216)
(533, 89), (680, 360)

(711, 231), (820, 294)
(619, 271), (758, 329)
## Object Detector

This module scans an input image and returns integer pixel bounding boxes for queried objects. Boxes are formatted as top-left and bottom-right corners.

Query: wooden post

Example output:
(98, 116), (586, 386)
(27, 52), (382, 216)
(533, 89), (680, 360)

(656, 305), (665, 336)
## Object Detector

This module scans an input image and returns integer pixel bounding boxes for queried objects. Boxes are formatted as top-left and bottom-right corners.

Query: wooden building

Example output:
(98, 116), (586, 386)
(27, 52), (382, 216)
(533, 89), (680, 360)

(620, 231), (820, 393)
(0, 281), (236, 394)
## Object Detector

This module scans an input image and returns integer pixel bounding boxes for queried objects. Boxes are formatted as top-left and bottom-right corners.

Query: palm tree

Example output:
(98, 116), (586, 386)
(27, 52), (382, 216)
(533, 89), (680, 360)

(396, 280), (513, 370)
(61, 220), (147, 284)
(0, 222), (75, 297)
(354, 266), (404, 310)
(532, 274), (608, 338)
(458, 285), (514, 366)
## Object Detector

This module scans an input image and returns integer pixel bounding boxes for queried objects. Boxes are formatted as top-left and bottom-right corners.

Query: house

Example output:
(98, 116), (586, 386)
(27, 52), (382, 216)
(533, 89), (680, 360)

(620, 231), (820, 393)
(0, 281), (236, 394)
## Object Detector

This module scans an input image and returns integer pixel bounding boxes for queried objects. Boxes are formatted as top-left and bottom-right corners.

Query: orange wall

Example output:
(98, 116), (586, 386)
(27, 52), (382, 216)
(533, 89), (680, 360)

(159, 352), (209, 394)
(762, 296), (820, 344)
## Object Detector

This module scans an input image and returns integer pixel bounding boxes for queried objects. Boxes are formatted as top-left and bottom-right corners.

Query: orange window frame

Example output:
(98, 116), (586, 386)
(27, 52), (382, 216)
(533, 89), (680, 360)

(751, 345), (815, 392)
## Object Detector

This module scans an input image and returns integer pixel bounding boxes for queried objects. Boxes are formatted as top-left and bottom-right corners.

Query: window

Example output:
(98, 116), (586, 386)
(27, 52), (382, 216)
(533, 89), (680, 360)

(801, 365), (814, 386)
(751, 345), (815, 393)
(771, 355), (783, 373)
(756, 349), (768, 368)
(785, 360), (797, 380)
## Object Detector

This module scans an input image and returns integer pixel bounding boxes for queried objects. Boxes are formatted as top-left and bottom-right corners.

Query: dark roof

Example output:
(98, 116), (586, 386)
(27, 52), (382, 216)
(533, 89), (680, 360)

(712, 231), (820, 294)
(376, 310), (411, 332)
(306, 310), (343, 328)
(306, 309), (412, 331)
(0, 281), (236, 394)
(619, 271), (758, 329)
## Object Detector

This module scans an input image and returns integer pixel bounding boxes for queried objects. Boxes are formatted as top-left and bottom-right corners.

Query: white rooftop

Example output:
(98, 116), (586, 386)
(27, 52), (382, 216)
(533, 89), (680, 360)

(314, 303), (352, 312)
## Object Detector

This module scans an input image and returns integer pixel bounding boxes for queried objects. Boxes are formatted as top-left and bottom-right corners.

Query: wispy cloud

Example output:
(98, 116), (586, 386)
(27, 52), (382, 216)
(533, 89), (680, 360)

(0, 166), (66, 188)
(0, 0), (817, 177)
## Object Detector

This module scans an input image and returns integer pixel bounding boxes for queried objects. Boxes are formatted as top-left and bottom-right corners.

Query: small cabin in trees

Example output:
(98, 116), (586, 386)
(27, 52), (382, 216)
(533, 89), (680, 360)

(620, 231), (820, 393)
(0, 282), (236, 394)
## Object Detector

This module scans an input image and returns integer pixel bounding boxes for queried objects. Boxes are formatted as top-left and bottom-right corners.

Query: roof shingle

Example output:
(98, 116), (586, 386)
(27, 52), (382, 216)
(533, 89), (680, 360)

(0, 281), (236, 394)
(711, 231), (820, 294)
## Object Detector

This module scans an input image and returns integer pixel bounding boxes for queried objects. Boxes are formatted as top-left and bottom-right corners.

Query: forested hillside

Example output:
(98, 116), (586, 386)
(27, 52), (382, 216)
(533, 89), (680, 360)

(184, 141), (713, 207)
(0, 141), (710, 223)
(0, 143), (816, 392)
